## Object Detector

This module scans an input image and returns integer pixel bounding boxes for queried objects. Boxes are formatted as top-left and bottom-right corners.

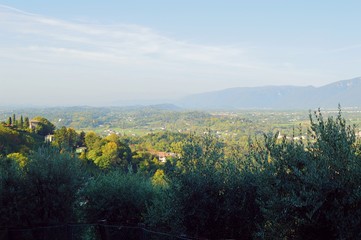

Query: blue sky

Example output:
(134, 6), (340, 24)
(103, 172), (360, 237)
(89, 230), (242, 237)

(1, 1), (361, 106)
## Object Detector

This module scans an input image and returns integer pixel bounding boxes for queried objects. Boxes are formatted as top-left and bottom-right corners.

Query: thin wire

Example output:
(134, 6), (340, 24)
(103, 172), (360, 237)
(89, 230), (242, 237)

(3, 223), (200, 239)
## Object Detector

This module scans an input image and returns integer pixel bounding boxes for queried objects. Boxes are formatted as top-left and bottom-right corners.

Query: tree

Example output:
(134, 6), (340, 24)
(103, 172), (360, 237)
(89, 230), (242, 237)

(7, 152), (28, 168)
(132, 150), (158, 174)
(86, 133), (132, 170)
(116, 141), (132, 169)
(84, 131), (101, 150)
(31, 116), (55, 136)
(22, 146), (85, 226)
(77, 131), (86, 147)
(24, 117), (29, 129)
(95, 141), (119, 169)
(86, 137), (103, 164)
(82, 171), (154, 225)
(0, 124), (21, 155)
(92, 140), (132, 170)
(151, 169), (168, 187)
(257, 109), (361, 239)
(0, 146), (85, 229)
(146, 132), (261, 239)
(53, 127), (79, 151)
(19, 115), (24, 129)
(7, 117), (12, 126)
(0, 156), (23, 227)
(12, 114), (16, 127)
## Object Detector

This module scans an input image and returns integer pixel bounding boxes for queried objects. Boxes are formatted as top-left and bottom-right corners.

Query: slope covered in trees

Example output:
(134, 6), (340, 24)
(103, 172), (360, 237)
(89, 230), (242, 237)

(1, 109), (361, 239)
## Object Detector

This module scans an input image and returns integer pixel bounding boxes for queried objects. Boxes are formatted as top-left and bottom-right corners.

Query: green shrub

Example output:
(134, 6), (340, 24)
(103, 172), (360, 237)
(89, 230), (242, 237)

(81, 171), (154, 225)
(23, 146), (85, 226)
(0, 146), (85, 227)
(0, 156), (24, 227)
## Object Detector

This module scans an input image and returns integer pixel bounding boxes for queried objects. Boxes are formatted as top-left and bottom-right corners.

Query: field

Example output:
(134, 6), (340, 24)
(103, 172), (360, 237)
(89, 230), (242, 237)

(2, 106), (361, 141)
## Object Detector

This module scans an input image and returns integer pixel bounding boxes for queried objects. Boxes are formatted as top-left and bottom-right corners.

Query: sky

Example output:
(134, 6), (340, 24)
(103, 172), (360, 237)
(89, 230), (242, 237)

(1, 1), (361, 106)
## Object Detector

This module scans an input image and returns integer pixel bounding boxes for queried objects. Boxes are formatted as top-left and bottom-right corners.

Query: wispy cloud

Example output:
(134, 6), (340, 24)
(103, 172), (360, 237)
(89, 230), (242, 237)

(0, 4), (249, 68)
(0, 4), (343, 105)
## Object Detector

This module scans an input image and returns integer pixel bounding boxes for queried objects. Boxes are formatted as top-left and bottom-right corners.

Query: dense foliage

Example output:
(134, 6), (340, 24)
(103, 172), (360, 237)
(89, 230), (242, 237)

(146, 132), (261, 239)
(31, 116), (55, 136)
(257, 110), (361, 239)
(81, 171), (153, 225)
(1, 109), (361, 239)
(0, 146), (85, 227)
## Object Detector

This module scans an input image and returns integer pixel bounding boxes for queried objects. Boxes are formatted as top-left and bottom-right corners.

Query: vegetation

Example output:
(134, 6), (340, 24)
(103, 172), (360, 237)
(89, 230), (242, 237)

(31, 116), (55, 136)
(1, 108), (361, 239)
(257, 109), (361, 239)
(0, 146), (84, 227)
(82, 171), (153, 225)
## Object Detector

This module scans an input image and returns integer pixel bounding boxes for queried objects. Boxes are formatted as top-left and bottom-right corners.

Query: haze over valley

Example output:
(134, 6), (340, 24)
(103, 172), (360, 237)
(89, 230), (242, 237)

(1, 2), (361, 106)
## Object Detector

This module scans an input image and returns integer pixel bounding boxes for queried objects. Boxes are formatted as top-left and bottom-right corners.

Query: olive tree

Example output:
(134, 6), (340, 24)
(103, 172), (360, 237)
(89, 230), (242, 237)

(257, 109), (361, 239)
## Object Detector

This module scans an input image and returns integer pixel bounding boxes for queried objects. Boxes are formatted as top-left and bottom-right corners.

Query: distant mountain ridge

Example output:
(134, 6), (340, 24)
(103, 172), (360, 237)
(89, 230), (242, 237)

(177, 77), (361, 109)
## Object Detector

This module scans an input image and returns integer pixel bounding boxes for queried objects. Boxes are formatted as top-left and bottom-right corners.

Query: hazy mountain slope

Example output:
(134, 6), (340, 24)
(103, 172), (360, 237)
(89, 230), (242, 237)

(178, 77), (361, 109)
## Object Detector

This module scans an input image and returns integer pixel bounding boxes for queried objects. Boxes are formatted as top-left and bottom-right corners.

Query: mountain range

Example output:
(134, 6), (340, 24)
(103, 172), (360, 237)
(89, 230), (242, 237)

(177, 77), (361, 110)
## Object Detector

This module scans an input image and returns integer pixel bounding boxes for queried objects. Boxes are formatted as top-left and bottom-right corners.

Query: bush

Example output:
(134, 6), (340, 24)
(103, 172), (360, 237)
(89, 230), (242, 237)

(81, 171), (154, 225)
(0, 156), (24, 227)
(0, 146), (85, 227)
(24, 146), (85, 226)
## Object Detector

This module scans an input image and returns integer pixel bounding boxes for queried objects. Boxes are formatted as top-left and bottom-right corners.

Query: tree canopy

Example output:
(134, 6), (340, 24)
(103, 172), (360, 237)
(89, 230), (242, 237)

(1, 109), (361, 239)
(31, 116), (55, 136)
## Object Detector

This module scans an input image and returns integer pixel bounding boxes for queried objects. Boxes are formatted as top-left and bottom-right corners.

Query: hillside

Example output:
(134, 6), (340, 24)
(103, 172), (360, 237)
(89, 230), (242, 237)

(178, 77), (361, 109)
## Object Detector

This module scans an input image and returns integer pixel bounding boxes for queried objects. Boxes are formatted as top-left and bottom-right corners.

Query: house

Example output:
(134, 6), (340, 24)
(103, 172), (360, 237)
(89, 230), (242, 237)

(45, 134), (55, 142)
(76, 147), (87, 154)
(157, 152), (177, 163)
(29, 120), (40, 130)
